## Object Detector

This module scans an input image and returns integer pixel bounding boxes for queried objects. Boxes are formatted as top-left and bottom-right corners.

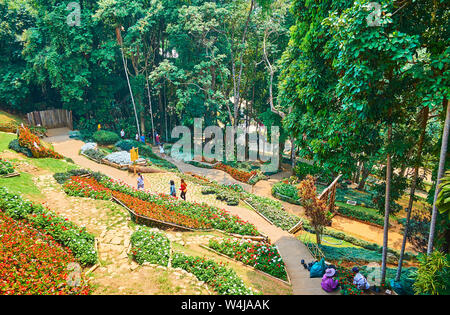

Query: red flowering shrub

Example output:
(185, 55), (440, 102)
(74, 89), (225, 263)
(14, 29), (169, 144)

(214, 163), (257, 183)
(0, 212), (90, 295)
(63, 176), (260, 235)
(335, 267), (363, 295)
(18, 126), (62, 159)
(209, 238), (287, 281)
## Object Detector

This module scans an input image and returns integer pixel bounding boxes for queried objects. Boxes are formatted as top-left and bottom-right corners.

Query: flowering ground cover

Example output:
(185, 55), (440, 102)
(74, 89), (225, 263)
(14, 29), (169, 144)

(208, 238), (287, 281)
(243, 193), (301, 231)
(335, 267), (363, 295)
(0, 212), (91, 295)
(214, 162), (257, 183)
(18, 126), (63, 159)
(62, 175), (259, 235)
(0, 158), (15, 175)
(131, 228), (171, 266)
(171, 252), (254, 295)
(0, 187), (97, 266)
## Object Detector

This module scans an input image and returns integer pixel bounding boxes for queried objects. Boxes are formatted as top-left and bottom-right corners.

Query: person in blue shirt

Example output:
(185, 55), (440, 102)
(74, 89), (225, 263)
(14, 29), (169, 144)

(170, 180), (176, 197)
(140, 134), (145, 143)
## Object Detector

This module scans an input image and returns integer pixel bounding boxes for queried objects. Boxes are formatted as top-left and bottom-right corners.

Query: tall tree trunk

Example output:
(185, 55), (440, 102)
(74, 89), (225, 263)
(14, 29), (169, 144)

(395, 107), (429, 282)
(116, 26), (141, 138)
(146, 77), (155, 145)
(428, 99), (450, 254)
(291, 137), (296, 174)
(357, 163), (370, 191)
(381, 122), (393, 284)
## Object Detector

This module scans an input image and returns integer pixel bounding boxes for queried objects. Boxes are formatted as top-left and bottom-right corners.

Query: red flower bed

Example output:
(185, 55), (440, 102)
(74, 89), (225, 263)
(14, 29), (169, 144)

(214, 163), (257, 183)
(18, 126), (62, 159)
(63, 176), (207, 229)
(111, 190), (208, 229)
(0, 212), (90, 295)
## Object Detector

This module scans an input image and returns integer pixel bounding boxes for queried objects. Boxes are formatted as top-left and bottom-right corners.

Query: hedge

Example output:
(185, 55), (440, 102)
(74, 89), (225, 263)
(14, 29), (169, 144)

(335, 203), (385, 227)
(92, 130), (120, 145)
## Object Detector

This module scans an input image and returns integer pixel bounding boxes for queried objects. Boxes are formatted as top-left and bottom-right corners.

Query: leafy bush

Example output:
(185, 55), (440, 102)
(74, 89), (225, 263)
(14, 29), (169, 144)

(294, 162), (333, 183)
(413, 251), (450, 295)
(8, 139), (33, 157)
(0, 158), (15, 175)
(92, 130), (120, 145)
(130, 228), (170, 266)
(272, 182), (302, 204)
(335, 203), (385, 226)
(83, 148), (106, 161)
(209, 238), (287, 281)
(216, 191), (239, 206)
(171, 252), (254, 295)
(243, 193), (300, 231)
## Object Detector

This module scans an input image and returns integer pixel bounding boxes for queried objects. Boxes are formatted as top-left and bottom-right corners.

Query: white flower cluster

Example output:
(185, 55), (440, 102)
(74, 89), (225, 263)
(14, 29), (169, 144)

(80, 142), (97, 153)
(104, 151), (132, 165)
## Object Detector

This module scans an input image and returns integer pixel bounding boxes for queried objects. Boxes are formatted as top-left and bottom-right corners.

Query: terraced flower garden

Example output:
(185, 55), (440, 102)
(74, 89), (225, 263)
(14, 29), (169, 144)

(60, 172), (260, 236)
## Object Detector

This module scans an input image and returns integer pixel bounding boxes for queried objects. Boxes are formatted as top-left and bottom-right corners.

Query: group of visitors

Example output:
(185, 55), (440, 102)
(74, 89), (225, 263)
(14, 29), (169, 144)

(321, 266), (371, 293)
(137, 174), (187, 201)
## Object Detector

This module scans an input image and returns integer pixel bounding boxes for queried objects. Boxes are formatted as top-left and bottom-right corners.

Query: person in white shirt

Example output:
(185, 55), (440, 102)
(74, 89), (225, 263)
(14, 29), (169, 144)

(352, 267), (370, 290)
(120, 129), (125, 139)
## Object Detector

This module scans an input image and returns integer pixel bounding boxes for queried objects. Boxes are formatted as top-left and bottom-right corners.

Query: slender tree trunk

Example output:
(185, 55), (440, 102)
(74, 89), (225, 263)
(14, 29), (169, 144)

(395, 107), (429, 282)
(146, 77), (156, 145)
(116, 27), (141, 138)
(428, 99), (450, 254)
(291, 137), (296, 174)
(381, 122), (393, 284)
(357, 163), (370, 191)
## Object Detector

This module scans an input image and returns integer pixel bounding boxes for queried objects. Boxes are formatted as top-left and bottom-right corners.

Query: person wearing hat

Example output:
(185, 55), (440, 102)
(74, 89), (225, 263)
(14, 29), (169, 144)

(321, 268), (339, 292)
(352, 267), (370, 290)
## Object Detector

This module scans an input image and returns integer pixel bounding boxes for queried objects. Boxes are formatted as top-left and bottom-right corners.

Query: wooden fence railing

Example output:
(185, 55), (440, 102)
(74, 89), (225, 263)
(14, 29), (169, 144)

(318, 174), (342, 212)
(27, 109), (73, 130)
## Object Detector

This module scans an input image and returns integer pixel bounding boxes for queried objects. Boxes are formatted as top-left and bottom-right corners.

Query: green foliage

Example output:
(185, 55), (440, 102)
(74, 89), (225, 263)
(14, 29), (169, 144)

(8, 139), (32, 157)
(130, 227), (170, 266)
(437, 171), (450, 219)
(83, 148), (106, 162)
(413, 251), (450, 295)
(93, 130), (120, 145)
(336, 203), (386, 227)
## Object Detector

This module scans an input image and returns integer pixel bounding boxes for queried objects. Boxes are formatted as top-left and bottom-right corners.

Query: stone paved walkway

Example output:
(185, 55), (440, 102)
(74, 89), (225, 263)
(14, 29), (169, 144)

(49, 136), (331, 295)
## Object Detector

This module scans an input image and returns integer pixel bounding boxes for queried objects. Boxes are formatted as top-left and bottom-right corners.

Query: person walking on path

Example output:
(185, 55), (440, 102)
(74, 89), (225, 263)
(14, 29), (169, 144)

(170, 180), (176, 197)
(120, 129), (125, 139)
(155, 133), (161, 146)
(180, 179), (187, 200)
(159, 144), (165, 157)
(137, 173), (145, 190)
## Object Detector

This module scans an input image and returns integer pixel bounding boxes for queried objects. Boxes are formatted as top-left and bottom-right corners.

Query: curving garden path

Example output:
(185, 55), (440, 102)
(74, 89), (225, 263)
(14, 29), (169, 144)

(47, 134), (331, 295)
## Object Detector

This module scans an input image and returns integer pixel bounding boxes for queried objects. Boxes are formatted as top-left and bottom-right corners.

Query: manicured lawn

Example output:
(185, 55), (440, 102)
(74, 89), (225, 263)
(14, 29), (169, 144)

(0, 172), (42, 198)
(0, 132), (16, 152)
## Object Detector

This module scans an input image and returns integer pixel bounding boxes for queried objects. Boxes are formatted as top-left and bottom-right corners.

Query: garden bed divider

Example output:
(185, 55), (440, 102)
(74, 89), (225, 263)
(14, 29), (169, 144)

(1, 172), (20, 178)
(199, 245), (291, 286)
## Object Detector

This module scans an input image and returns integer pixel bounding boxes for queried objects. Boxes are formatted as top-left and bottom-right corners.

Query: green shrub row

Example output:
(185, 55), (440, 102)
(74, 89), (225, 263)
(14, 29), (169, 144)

(335, 204), (385, 227)
(171, 252), (254, 295)
(8, 139), (33, 157)
(93, 130), (120, 145)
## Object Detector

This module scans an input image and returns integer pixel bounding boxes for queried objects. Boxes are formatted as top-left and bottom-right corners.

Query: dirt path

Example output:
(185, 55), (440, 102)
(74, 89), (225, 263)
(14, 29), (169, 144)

(49, 138), (329, 295)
